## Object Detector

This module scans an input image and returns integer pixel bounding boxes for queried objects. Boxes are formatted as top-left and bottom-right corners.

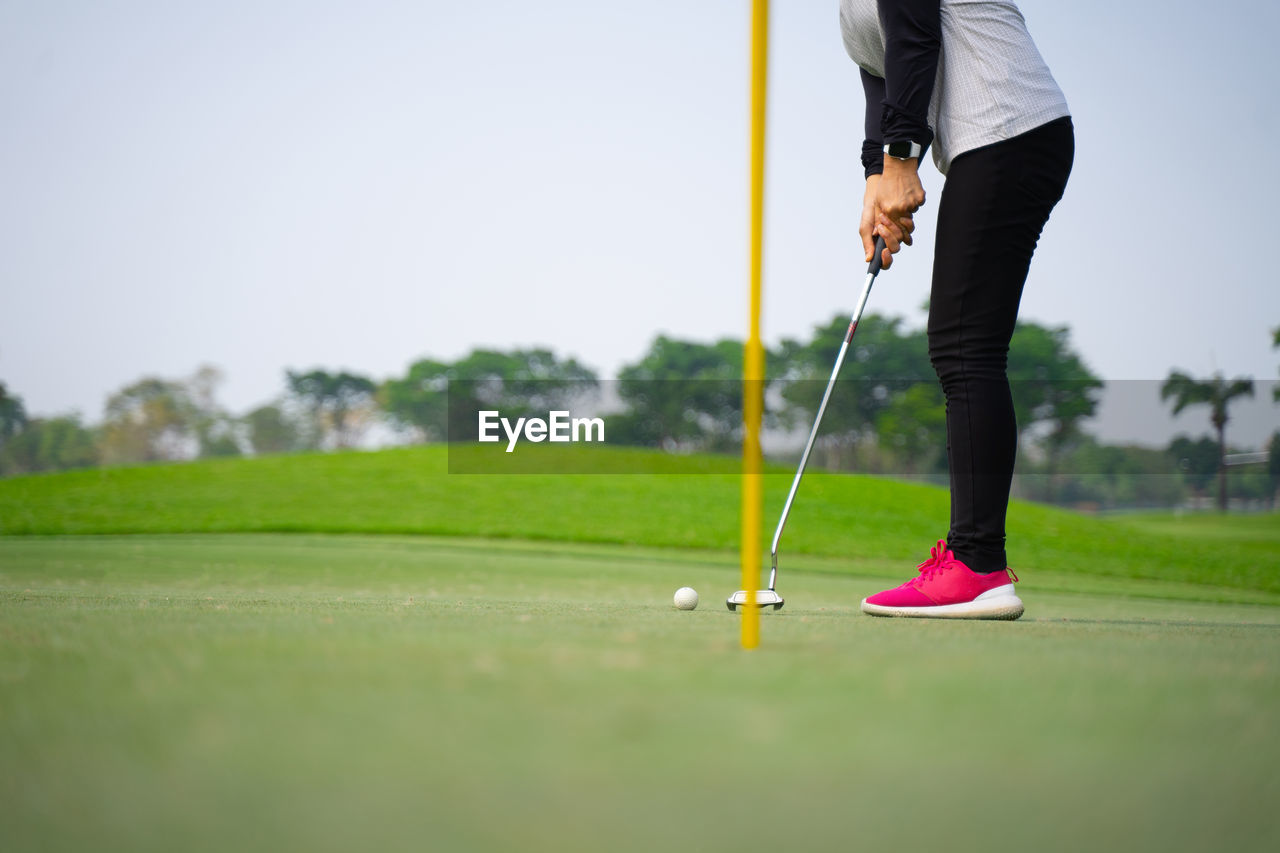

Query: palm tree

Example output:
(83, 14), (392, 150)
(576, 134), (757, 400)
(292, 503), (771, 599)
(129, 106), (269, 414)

(1160, 371), (1255, 510)
(1272, 326), (1279, 402)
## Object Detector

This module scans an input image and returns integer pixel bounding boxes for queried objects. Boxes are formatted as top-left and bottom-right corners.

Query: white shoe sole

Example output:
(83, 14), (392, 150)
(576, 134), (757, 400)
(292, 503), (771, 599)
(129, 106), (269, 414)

(860, 584), (1024, 621)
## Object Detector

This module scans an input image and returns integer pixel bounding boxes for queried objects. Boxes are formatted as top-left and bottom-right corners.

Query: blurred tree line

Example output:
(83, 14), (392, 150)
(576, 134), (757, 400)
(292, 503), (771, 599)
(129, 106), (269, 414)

(2, 318), (1276, 511)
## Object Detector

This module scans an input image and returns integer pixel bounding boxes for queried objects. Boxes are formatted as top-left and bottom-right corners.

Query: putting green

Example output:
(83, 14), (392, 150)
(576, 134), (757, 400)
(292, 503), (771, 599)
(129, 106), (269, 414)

(2, 534), (1277, 852)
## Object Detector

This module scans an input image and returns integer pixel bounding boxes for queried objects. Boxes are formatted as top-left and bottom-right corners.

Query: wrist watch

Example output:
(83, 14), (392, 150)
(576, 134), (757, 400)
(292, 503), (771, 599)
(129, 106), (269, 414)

(883, 141), (922, 161)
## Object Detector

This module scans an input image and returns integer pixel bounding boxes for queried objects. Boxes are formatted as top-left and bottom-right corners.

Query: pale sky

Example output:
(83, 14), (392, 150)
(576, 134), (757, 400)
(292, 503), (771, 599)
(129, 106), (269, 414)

(2, 1), (1278, 446)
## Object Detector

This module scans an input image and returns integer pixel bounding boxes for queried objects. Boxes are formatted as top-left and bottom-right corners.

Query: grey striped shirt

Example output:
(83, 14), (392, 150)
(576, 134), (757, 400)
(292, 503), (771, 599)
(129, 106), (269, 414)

(840, 0), (1070, 174)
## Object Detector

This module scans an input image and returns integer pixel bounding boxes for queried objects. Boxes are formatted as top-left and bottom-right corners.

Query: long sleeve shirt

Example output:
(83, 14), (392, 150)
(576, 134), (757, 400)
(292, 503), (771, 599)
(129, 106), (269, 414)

(841, 0), (1070, 176)
(860, 0), (941, 176)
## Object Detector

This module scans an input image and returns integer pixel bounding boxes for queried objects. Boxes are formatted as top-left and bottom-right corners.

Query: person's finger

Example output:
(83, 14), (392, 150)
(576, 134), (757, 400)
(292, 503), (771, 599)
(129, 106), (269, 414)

(877, 215), (905, 252)
(884, 213), (915, 247)
(899, 215), (914, 246)
(860, 222), (876, 263)
(861, 201), (884, 262)
(876, 221), (901, 254)
(876, 214), (899, 241)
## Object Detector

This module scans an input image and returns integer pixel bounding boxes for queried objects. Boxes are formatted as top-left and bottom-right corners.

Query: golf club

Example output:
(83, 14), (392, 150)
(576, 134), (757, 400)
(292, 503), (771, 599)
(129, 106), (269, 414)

(728, 235), (887, 611)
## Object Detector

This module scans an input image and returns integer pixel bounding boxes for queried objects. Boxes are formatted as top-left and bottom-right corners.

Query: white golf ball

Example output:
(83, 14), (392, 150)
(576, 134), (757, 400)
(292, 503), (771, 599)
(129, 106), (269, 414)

(673, 587), (699, 610)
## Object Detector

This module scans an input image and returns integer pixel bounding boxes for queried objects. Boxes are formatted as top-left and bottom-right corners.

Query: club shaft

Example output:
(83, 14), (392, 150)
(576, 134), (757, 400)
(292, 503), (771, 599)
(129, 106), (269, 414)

(768, 265), (879, 585)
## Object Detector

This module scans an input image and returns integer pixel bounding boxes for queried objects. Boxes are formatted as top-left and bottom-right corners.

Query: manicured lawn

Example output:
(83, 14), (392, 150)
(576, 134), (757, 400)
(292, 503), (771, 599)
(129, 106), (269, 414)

(2, 534), (1278, 852)
(2, 447), (1276, 595)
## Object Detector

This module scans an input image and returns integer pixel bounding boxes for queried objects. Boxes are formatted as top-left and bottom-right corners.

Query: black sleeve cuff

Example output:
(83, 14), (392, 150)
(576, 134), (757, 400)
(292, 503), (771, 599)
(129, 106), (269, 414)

(861, 139), (884, 178)
(882, 106), (934, 150)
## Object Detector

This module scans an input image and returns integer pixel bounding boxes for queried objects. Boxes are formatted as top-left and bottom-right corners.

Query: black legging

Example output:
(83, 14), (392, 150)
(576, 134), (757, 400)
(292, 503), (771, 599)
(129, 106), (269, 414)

(927, 116), (1074, 572)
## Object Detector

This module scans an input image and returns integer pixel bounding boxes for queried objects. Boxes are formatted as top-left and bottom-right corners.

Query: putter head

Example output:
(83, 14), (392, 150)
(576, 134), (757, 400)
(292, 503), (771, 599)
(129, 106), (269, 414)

(725, 589), (784, 611)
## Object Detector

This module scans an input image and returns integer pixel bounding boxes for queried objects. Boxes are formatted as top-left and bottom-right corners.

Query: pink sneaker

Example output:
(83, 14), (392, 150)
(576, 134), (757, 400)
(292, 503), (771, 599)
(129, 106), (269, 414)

(861, 540), (1024, 620)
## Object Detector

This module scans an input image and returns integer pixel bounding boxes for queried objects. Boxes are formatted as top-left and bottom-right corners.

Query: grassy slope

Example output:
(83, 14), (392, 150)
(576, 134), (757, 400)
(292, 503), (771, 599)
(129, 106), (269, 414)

(0, 446), (1276, 595)
(2, 535), (1278, 853)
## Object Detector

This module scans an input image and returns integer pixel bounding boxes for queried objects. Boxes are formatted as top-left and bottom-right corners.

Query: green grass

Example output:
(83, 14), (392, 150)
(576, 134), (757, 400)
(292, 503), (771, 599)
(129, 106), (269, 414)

(1, 446), (1277, 596)
(2, 534), (1278, 852)
(3, 449), (1279, 849)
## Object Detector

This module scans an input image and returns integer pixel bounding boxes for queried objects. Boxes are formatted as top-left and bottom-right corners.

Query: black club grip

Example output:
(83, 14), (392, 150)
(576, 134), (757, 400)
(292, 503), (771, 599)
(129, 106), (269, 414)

(868, 235), (888, 275)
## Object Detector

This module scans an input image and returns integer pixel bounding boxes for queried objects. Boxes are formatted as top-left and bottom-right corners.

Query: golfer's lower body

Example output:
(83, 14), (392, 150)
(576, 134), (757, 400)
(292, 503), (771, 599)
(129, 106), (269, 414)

(862, 116), (1075, 620)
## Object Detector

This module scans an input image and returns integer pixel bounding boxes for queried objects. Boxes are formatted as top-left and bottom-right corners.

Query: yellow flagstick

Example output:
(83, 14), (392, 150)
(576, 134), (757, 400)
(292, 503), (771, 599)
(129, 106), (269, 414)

(742, 0), (768, 650)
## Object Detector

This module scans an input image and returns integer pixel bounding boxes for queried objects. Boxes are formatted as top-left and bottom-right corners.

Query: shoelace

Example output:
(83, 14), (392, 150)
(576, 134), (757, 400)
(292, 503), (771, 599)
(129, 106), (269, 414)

(914, 539), (955, 583)
(913, 540), (1021, 583)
